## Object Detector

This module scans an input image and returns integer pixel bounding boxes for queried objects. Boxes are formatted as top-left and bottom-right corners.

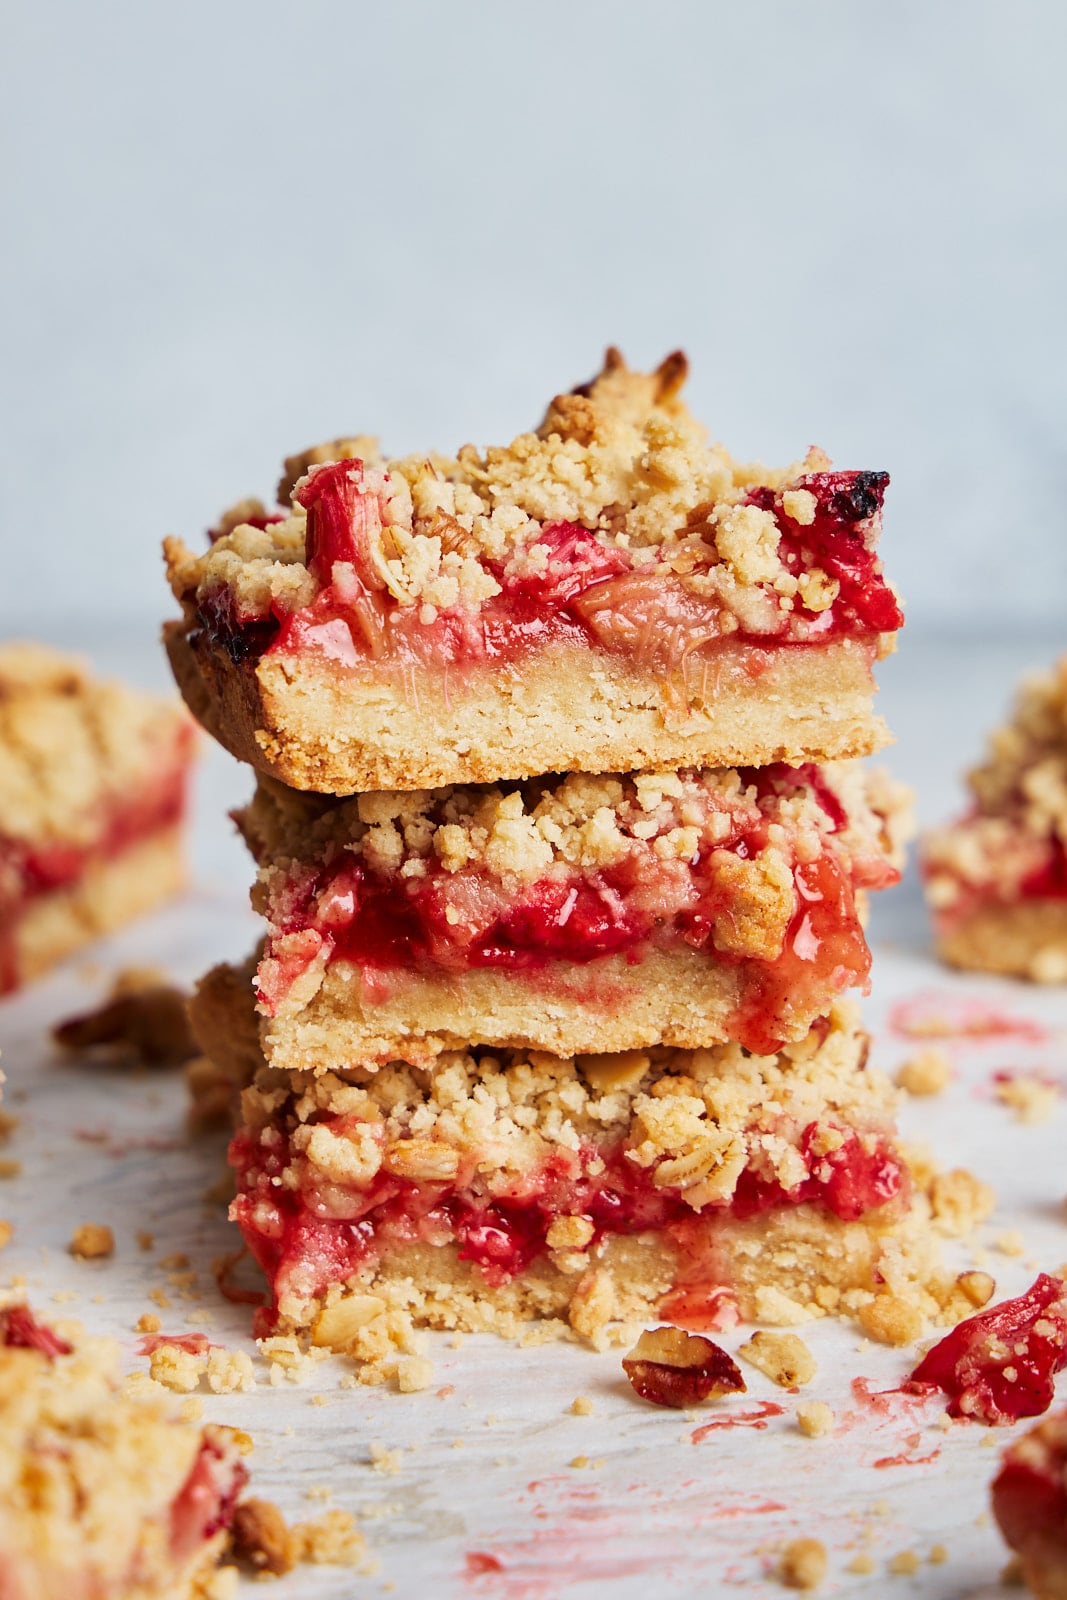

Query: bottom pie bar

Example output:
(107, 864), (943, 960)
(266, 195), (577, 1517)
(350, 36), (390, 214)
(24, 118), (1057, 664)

(195, 967), (974, 1357)
(0, 1304), (246, 1600)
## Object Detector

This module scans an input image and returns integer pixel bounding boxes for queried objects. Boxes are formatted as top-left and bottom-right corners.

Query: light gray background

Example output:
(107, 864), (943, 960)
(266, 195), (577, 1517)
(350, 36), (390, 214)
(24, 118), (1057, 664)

(2, 0), (1064, 638)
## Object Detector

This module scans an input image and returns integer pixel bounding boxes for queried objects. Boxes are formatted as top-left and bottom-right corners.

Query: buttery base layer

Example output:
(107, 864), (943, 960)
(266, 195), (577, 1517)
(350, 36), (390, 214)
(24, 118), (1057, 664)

(936, 900), (1067, 984)
(166, 622), (889, 793)
(262, 948), (761, 1074)
(288, 1201), (954, 1357)
(7, 829), (185, 992)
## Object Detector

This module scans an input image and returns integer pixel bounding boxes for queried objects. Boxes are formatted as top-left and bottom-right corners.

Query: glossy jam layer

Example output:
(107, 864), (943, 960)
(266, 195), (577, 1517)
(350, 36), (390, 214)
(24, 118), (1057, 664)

(231, 1116), (905, 1322)
(257, 767), (896, 1055)
(195, 466), (901, 677)
(0, 726), (193, 994)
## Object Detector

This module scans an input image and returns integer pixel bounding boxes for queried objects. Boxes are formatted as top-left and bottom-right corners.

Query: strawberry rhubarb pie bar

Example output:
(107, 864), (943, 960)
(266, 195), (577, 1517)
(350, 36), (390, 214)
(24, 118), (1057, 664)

(924, 656), (1067, 982)
(238, 760), (910, 1070)
(164, 349), (903, 794)
(0, 1303), (247, 1600)
(0, 643), (194, 993)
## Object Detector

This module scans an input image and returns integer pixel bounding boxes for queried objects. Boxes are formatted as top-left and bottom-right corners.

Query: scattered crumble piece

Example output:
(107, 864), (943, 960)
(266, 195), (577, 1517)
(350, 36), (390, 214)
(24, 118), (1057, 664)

(779, 1537), (828, 1590)
(448, 1332), (466, 1348)
(137, 1231), (155, 1251)
(159, 1252), (190, 1270)
(369, 1442), (403, 1475)
(569, 1455), (592, 1469)
(928, 1544), (948, 1565)
(68, 1223), (114, 1260)
(856, 1293), (924, 1347)
(436, 1385), (455, 1399)
(149, 1343), (205, 1393)
(737, 1331), (816, 1388)
(310, 1394), (327, 1407)
(0, 1110), (19, 1141)
(258, 1334), (331, 1386)
(795, 1401), (834, 1438)
(571, 1395), (595, 1416)
(895, 1047), (952, 1096)
(995, 1229), (1026, 1258)
(180, 1395), (204, 1422)
(994, 1074), (1059, 1124)
(396, 1353), (434, 1392)
(136, 1312), (162, 1334)
(888, 1549), (921, 1576)
(0, 1220), (12, 1250)
(846, 1553), (875, 1575)
(0, 1160), (22, 1179)
(293, 1508), (367, 1568)
(51, 1290), (77, 1304)
(148, 1288), (172, 1309)
(207, 1347), (256, 1393)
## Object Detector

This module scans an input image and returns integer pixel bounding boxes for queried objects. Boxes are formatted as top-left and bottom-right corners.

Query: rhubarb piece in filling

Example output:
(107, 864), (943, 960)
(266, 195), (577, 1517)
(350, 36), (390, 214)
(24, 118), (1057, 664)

(0, 643), (195, 995)
(238, 759), (910, 1071)
(924, 656), (1067, 982)
(164, 348), (903, 793)
(993, 1406), (1067, 1600)
(0, 1305), (247, 1600)
(206, 970), (950, 1349)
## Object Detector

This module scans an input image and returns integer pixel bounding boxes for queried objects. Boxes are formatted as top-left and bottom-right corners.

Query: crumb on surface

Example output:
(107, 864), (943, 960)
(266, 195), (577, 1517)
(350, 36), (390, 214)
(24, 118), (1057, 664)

(795, 1400), (834, 1438)
(856, 1293), (924, 1347)
(0, 1220), (12, 1250)
(68, 1223), (114, 1260)
(570, 1395), (595, 1416)
(137, 1230), (154, 1251)
(895, 1048), (952, 1096)
(396, 1354), (434, 1393)
(994, 1074), (1059, 1124)
(293, 1508), (366, 1568)
(737, 1331), (816, 1388)
(928, 1168), (997, 1236)
(136, 1312), (162, 1334)
(995, 1229), (1026, 1257)
(779, 1537), (828, 1590)
(0, 1160), (22, 1180)
(888, 1549), (921, 1576)
(846, 1553), (875, 1575)
(928, 1544), (948, 1565)
(369, 1442), (403, 1475)
(231, 1497), (297, 1576)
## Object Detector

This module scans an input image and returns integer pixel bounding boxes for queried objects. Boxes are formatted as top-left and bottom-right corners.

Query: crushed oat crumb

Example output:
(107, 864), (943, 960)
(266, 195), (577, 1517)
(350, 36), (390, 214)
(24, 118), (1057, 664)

(68, 1223), (114, 1260)
(369, 1442), (403, 1475)
(737, 1331), (816, 1388)
(395, 1354), (434, 1393)
(856, 1293), (924, 1347)
(136, 1312), (162, 1334)
(928, 1544), (948, 1565)
(779, 1537), (828, 1590)
(570, 1395), (595, 1416)
(137, 1231), (155, 1251)
(888, 1549), (921, 1576)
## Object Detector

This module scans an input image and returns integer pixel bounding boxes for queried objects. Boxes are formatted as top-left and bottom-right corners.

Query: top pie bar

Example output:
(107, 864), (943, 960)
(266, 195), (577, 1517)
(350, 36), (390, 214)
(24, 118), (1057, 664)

(164, 349), (902, 794)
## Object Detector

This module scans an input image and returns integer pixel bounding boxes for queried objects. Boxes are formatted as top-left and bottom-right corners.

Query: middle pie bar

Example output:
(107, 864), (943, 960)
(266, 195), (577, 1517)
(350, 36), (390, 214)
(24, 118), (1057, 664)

(237, 761), (910, 1072)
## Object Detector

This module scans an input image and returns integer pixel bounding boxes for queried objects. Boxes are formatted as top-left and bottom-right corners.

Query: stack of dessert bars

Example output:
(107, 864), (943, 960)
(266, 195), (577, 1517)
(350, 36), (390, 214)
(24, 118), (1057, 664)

(167, 350), (934, 1360)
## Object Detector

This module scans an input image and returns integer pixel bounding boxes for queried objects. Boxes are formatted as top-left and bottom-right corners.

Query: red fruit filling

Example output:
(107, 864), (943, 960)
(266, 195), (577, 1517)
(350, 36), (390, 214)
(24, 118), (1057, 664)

(992, 1412), (1067, 1572)
(194, 464), (900, 674)
(256, 766), (894, 1056)
(909, 1273), (1067, 1425)
(0, 725), (193, 995)
(0, 1305), (73, 1359)
(230, 1117), (904, 1326)
(168, 1429), (248, 1560)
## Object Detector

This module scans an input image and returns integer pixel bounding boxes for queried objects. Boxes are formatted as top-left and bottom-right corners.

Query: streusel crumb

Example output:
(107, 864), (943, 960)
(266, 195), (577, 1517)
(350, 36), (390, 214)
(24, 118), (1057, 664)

(856, 1293), (924, 1347)
(994, 1074), (1059, 1123)
(895, 1048), (952, 1097)
(779, 1537), (828, 1590)
(69, 1223), (114, 1260)
(795, 1400), (834, 1438)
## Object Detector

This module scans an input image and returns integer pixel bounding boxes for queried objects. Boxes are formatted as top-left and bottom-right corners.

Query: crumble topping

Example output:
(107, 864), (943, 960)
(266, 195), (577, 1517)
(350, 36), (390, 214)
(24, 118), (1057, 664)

(795, 1400), (834, 1438)
(165, 349), (894, 647)
(895, 1048), (952, 1096)
(242, 1000), (893, 1216)
(68, 1223), (114, 1260)
(779, 1537), (828, 1590)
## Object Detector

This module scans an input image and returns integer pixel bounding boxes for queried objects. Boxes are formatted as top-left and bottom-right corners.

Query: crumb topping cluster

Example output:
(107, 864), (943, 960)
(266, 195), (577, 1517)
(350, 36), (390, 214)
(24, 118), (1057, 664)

(165, 350), (892, 643)
(243, 759), (907, 916)
(240, 1001), (893, 1214)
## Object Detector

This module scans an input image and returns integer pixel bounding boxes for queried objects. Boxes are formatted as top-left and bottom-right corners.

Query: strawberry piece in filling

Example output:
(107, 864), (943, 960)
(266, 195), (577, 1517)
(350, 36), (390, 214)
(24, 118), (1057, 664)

(909, 1273), (1067, 1424)
(0, 1305), (74, 1359)
(195, 464), (900, 674)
